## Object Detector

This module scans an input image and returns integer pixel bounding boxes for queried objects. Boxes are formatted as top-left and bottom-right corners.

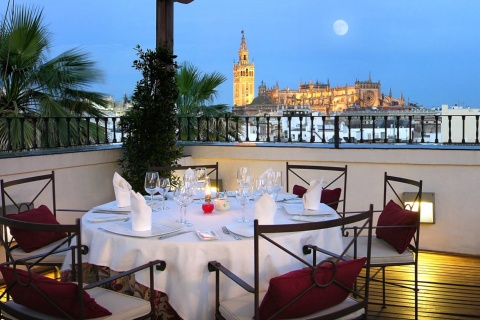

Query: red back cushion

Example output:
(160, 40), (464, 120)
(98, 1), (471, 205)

(376, 200), (417, 253)
(292, 185), (342, 210)
(259, 258), (366, 319)
(0, 265), (111, 318)
(6, 205), (67, 253)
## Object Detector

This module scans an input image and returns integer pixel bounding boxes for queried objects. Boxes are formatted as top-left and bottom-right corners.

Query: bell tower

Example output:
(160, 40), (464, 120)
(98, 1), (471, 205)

(233, 30), (255, 106)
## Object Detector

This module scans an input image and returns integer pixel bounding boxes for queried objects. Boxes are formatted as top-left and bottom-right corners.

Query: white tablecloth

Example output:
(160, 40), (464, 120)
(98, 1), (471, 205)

(72, 197), (343, 320)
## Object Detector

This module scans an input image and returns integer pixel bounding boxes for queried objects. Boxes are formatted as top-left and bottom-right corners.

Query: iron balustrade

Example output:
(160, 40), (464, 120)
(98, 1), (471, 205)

(1, 113), (480, 153)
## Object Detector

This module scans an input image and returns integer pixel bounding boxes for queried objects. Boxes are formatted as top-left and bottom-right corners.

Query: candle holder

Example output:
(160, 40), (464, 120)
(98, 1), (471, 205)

(202, 177), (214, 214)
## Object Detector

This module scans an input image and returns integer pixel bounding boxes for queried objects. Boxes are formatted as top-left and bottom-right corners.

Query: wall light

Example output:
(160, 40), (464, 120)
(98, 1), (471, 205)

(403, 192), (435, 224)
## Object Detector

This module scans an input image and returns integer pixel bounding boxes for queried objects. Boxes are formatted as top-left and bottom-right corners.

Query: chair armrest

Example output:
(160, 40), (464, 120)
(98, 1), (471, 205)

(83, 260), (166, 290)
(208, 261), (254, 293)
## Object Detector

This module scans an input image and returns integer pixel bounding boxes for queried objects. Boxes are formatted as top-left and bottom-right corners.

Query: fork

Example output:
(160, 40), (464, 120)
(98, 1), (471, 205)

(222, 226), (241, 240)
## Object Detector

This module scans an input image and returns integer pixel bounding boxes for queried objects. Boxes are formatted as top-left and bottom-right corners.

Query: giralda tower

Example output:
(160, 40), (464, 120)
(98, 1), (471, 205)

(233, 30), (255, 106)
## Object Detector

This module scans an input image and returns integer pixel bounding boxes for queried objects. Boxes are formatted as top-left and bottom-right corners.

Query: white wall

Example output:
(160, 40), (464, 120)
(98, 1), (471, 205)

(1, 145), (479, 256)
(182, 144), (480, 256)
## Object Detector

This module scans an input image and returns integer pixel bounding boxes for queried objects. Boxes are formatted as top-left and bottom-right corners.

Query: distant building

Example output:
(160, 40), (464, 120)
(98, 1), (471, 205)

(233, 31), (255, 107)
(232, 31), (407, 115)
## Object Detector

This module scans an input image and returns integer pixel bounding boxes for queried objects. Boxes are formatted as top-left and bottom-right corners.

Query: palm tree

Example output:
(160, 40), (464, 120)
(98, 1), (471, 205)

(0, 5), (108, 150)
(176, 62), (240, 141)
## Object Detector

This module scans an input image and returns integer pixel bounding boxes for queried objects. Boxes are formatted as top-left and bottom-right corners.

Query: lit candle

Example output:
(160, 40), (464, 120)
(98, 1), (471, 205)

(204, 177), (211, 202)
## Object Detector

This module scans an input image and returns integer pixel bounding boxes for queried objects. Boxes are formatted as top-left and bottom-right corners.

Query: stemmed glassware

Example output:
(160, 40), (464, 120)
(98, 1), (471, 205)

(252, 178), (266, 201)
(195, 167), (207, 202)
(144, 171), (160, 209)
(235, 186), (251, 222)
(174, 180), (195, 226)
(237, 166), (251, 187)
(158, 177), (170, 210)
(266, 171), (283, 202)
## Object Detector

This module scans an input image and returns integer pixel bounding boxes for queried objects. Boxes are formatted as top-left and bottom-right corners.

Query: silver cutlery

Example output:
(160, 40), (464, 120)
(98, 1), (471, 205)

(222, 226), (241, 240)
(158, 230), (193, 240)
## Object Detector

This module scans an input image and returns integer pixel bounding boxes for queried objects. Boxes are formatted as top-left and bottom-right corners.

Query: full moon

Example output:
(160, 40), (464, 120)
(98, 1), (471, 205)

(333, 20), (348, 36)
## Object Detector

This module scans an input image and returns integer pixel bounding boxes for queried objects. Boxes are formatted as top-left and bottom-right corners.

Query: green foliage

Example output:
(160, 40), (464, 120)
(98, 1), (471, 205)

(176, 62), (240, 140)
(120, 45), (182, 192)
(0, 5), (107, 149)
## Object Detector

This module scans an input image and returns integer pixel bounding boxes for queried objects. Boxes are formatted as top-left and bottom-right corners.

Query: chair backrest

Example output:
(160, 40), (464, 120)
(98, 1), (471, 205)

(286, 162), (347, 212)
(383, 172), (423, 251)
(149, 162), (219, 189)
(0, 216), (88, 319)
(252, 206), (373, 319)
(1, 171), (56, 217)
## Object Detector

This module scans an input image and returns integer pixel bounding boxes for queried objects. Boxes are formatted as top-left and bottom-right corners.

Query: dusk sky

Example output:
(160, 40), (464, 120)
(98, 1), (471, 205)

(3, 0), (480, 108)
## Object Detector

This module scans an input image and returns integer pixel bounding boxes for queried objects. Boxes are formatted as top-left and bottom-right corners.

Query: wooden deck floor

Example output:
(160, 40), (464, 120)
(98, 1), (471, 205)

(366, 251), (480, 319)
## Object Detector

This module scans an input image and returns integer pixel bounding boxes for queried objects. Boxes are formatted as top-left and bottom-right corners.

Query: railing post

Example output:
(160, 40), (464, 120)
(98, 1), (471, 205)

(245, 117), (250, 142)
(32, 117), (38, 149)
(266, 115), (271, 142)
(421, 115), (425, 143)
(66, 117), (72, 146)
(359, 116), (364, 143)
(334, 116), (340, 149)
(112, 117), (117, 144)
(276, 116), (282, 142)
(20, 118), (25, 151)
(383, 115), (388, 143)
(461, 115), (466, 144)
(55, 117), (61, 147)
(476, 115), (479, 144)
(396, 116), (401, 143)
(372, 116), (376, 144)
(310, 115), (315, 142)
(448, 115), (452, 144)
(434, 115), (439, 144)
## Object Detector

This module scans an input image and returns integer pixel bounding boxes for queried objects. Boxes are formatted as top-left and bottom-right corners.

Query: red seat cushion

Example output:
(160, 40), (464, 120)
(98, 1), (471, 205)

(376, 200), (417, 253)
(259, 258), (366, 320)
(292, 185), (342, 210)
(0, 265), (111, 318)
(6, 205), (67, 253)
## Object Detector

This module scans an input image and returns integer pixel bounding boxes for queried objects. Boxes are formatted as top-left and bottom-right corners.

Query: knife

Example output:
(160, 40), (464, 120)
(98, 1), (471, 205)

(158, 230), (193, 240)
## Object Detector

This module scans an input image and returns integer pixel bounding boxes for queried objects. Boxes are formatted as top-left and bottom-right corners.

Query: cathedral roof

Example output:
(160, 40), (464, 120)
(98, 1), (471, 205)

(250, 94), (274, 106)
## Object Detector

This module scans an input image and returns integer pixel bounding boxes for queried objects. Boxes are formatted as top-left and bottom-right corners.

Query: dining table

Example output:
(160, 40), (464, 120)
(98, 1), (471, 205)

(64, 194), (344, 320)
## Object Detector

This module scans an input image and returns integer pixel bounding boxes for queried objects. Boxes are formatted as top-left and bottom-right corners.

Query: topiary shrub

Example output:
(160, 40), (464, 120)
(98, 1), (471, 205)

(120, 45), (182, 192)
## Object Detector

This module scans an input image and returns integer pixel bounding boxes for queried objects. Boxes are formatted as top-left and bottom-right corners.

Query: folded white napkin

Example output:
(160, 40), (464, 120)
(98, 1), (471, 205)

(113, 172), (132, 207)
(302, 179), (323, 210)
(254, 193), (277, 225)
(259, 168), (274, 180)
(130, 190), (152, 231)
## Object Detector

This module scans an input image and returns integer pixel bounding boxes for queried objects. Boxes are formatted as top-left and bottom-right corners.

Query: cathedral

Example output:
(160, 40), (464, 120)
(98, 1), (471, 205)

(232, 32), (406, 116)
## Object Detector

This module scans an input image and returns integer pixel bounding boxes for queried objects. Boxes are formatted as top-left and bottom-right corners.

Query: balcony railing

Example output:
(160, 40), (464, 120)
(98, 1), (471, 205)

(1, 113), (480, 153)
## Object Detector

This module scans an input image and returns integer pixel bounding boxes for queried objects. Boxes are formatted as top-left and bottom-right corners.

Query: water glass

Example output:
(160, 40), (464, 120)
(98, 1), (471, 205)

(236, 186), (251, 222)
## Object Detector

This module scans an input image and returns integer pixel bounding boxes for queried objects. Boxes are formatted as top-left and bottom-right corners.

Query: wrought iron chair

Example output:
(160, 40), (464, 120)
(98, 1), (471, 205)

(0, 171), (85, 268)
(286, 162), (348, 213)
(208, 205), (373, 320)
(343, 172), (422, 319)
(149, 162), (219, 188)
(0, 215), (166, 319)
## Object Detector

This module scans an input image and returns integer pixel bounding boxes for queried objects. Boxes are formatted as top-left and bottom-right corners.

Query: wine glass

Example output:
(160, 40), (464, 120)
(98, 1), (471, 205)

(252, 178), (266, 201)
(158, 177), (170, 210)
(235, 186), (251, 222)
(272, 171), (283, 201)
(174, 181), (195, 226)
(195, 167), (207, 202)
(237, 167), (251, 187)
(144, 171), (160, 208)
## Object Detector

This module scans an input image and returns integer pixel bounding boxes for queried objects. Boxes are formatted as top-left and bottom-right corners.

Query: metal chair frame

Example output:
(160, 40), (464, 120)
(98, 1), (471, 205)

(1, 171), (57, 218)
(349, 172), (422, 319)
(208, 206), (373, 320)
(286, 162), (348, 213)
(0, 215), (165, 320)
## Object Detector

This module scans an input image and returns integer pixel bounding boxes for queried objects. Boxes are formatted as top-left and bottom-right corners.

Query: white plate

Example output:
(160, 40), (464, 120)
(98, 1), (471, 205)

(290, 215), (334, 223)
(87, 216), (128, 223)
(275, 193), (300, 202)
(100, 220), (186, 238)
(283, 203), (337, 216)
(92, 201), (130, 214)
(225, 222), (255, 238)
(196, 230), (220, 241)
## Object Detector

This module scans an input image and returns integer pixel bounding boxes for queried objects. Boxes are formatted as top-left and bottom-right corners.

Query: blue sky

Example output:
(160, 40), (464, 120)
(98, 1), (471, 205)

(3, 0), (480, 108)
